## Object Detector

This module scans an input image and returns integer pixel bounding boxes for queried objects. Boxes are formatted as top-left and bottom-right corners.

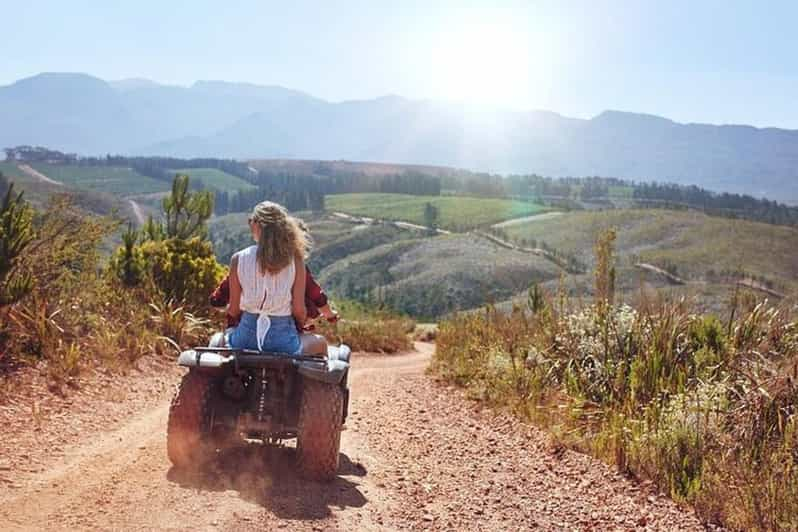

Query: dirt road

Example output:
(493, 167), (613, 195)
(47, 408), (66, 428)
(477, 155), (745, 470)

(0, 344), (703, 531)
(128, 199), (146, 225)
(17, 164), (63, 186)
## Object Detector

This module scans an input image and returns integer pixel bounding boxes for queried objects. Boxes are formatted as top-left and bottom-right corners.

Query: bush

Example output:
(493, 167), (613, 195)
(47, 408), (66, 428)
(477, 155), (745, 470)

(109, 174), (224, 310)
(316, 299), (414, 353)
(0, 188), (218, 393)
(0, 183), (34, 308)
(139, 237), (223, 309)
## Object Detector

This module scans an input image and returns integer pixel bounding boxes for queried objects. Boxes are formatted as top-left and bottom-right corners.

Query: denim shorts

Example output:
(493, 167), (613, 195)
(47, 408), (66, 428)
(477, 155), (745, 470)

(227, 312), (301, 355)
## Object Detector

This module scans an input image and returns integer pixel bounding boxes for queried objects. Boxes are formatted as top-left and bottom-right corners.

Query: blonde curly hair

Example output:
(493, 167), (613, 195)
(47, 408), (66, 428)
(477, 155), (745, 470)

(249, 201), (310, 274)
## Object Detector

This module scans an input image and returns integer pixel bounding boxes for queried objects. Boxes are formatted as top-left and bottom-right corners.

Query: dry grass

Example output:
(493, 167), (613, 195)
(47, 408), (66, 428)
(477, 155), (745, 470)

(433, 232), (798, 530)
(0, 194), (216, 395)
(316, 299), (414, 353)
(433, 290), (798, 530)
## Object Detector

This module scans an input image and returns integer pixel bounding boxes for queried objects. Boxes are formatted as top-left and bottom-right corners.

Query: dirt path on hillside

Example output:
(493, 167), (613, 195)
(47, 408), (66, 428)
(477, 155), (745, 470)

(491, 211), (564, 228)
(635, 262), (686, 285)
(0, 344), (703, 531)
(17, 164), (63, 186)
(330, 212), (451, 235)
(128, 199), (146, 225)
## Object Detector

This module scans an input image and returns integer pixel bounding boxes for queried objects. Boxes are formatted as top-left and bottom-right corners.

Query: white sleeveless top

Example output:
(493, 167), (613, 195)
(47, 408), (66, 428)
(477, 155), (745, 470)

(235, 245), (295, 349)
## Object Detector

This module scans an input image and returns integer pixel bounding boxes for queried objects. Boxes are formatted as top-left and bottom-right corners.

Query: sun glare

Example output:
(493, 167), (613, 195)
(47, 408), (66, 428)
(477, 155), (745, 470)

(431, 21), (536, 108)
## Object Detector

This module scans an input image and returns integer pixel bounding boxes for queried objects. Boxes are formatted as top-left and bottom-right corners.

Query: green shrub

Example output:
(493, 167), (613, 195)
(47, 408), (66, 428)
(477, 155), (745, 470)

(109, 173), (223, 310)
(138, 237), (224, 309)
(0, 182), (34, 308)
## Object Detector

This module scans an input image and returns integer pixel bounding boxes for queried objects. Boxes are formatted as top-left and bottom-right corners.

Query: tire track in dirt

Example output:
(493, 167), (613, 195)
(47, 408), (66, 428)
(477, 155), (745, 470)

(0, 343), (703, 530)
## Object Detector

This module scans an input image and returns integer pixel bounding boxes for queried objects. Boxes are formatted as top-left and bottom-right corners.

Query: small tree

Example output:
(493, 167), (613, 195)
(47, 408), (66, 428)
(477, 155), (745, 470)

(110, 174), (222, 308)
(593, 228), (617, 363)
(527, 283), (545, 314)
(142, 214), (165, 241)
(0, 183), (34, 308)
(114, 223), (145, 287)
(594, 228), (616, 308)
(423, 202), (440, 233)
(161, 174), (213, 240)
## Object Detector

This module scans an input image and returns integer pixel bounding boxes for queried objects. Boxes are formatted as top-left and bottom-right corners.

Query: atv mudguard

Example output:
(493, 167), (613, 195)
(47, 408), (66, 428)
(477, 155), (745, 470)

(298, 345), (351, 385)
(177, 350), (233, 368)
(177, 344), (351, 386)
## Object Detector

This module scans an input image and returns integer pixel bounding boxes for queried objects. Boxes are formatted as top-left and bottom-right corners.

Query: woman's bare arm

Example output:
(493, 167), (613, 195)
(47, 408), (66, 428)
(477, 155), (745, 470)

(227, 254), (242, 320)
(292, 255), (307, 326)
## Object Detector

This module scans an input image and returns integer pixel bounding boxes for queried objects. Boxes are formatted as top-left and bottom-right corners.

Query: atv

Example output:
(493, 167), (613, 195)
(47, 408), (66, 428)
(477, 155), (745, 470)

(166, 341), (351, 481)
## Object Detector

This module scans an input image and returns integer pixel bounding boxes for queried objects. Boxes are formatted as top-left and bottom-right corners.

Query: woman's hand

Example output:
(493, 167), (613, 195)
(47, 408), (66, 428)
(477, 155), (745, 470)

(319, 304), (339, 323)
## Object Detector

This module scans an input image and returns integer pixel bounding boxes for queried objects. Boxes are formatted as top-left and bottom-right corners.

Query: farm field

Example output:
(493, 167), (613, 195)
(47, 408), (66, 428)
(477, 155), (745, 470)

(28, 163), (169, 196)
(501, 208), (798, 293)
(174, 168), (256, 193)
(325, 193), (548, 230)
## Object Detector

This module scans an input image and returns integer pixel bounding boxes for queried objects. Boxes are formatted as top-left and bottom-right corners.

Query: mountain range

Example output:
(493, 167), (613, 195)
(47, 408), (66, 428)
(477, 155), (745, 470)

(2, 72), (797, 202)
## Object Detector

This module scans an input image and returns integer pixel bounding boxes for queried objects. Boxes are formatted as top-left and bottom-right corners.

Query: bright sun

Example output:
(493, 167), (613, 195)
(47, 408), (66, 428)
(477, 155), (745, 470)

(431, 21), (536, 108)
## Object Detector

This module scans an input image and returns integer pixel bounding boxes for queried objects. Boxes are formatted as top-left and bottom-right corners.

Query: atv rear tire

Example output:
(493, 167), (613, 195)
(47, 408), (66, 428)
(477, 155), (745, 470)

(297, 380), (343, 481)
(167, 371), (214, 468)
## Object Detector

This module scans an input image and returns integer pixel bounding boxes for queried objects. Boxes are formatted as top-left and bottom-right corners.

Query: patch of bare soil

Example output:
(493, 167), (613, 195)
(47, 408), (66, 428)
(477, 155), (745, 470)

(0, 343), (704, 531)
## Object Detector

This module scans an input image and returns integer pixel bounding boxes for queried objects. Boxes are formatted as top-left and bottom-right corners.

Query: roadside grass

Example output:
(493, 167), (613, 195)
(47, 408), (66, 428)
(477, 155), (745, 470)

(0, 191), (216, 395)
(432, 234), (798, 530)
(28, 163), (170, 196)
(175, 168), (256, 193)
(316, 299), (414, 353)
(325, 193), (548, 230)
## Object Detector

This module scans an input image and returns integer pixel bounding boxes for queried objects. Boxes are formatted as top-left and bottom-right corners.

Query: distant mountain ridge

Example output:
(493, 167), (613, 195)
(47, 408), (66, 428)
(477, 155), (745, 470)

(2, 72), (797, 202)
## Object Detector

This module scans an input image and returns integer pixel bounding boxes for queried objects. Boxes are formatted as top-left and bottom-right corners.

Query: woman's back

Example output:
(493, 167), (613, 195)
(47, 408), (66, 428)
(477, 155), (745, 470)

(225, 200), (307, 355)
(236, 245), (295, 316)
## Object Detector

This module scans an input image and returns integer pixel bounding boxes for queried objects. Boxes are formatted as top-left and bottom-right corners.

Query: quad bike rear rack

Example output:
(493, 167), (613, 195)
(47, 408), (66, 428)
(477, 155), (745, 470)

(178, 345), (351, 385)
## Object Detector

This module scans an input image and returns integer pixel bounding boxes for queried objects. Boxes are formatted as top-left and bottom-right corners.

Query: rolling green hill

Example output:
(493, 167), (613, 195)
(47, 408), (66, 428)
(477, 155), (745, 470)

(318, 233), (561, 319)
(325, 193), (548, 230)
(28, 163), (169, 196)
(174, 168), (256, 193)
(1, 162), (136, 220)
(500, 208), (798, 294)
(211, 204), (797, 319)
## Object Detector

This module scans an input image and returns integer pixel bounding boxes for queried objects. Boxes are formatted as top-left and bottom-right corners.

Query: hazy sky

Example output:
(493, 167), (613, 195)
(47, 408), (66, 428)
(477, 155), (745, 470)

(3, 0), (797, 127)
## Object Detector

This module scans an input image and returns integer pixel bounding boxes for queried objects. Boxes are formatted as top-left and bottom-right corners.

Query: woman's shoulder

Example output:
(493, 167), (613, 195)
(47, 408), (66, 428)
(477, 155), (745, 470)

(234, 245), (258, 259)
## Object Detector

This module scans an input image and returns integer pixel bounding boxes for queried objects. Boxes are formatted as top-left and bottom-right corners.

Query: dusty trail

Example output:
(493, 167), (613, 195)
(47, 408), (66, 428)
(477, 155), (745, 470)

(128, 199), (146, 225)
(491, 211), (564, 228)
(0, 344), (702, 531)
(16, 164), (62, 186)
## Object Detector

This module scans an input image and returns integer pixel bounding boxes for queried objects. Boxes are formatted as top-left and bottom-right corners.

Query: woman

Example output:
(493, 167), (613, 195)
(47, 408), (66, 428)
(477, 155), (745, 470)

(225, 201), (308, 354)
